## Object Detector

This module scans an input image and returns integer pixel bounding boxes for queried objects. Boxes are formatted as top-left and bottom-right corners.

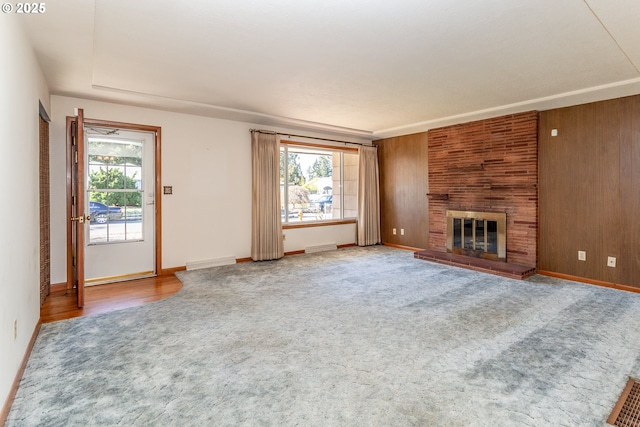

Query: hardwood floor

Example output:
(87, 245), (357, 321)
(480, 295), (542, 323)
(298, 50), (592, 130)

(41, 275), (183, 323)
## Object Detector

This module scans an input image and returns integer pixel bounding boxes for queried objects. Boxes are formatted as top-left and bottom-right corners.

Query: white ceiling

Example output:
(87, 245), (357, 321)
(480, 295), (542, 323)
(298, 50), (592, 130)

(20, 0), (640, 140)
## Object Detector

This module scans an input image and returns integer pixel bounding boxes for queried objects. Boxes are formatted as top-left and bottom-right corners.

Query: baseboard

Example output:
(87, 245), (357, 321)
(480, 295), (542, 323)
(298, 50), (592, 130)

(537, 270), (640, 294)
(0, 319), (42, 425)
(337, 243), (356, 249)
(50, 282), (67, 292)
(284, 250), (305, 256)
(159, 266), (186, 276)
(383, 243), (426, 252)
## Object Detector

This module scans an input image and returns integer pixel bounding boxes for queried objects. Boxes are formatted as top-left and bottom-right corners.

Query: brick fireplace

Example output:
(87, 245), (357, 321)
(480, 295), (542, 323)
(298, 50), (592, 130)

(446, 210), (507, 261)
(427, 111), (538, 268)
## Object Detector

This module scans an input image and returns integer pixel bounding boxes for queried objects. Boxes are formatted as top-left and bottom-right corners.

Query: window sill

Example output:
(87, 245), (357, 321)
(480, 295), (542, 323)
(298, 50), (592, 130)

(283, 218), (356, 229)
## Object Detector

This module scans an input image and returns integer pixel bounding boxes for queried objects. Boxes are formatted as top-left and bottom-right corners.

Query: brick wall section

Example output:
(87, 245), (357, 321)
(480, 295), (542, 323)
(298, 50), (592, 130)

(428, 111), (538, 267)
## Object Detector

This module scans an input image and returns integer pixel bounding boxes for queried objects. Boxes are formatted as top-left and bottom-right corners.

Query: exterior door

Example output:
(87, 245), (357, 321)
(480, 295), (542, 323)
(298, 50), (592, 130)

(67, 114), (162, 302)
(83, 127), (156, 284)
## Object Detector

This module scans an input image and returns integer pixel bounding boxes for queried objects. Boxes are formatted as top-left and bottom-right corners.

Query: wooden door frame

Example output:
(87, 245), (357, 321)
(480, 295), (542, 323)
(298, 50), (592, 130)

(66, 116), (163, 290)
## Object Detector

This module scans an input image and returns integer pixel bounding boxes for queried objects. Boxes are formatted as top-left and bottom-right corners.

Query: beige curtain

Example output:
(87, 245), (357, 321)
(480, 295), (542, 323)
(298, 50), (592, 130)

(251, 131), (284, 260)
(357, 145), (381, 246)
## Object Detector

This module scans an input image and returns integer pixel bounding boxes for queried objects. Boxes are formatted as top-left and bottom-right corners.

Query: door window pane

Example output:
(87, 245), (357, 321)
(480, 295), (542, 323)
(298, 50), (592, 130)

(87, 137), (144, 244)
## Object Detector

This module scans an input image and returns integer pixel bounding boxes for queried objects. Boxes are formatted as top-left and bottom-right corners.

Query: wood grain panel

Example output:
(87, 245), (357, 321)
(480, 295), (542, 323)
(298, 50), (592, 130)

(375, 133), (429, 250)
(539, 95), (640, 288)
(377, 136), (397, 244)
(620, 97), (640, 285)
(596, 100), (622, 284)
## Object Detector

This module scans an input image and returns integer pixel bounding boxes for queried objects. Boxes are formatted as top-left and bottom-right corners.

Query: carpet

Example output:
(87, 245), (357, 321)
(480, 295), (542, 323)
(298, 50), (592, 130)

(7, 246), (640, 426)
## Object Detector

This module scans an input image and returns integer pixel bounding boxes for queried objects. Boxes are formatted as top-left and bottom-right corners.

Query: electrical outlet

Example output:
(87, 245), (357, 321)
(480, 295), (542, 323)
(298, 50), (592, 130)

(392, 228), (396, 235)
(578, 251), (586, 261)
(13, 319), (17, 340)
(607, 256), (616, 268)
(401, 229), (405, 235)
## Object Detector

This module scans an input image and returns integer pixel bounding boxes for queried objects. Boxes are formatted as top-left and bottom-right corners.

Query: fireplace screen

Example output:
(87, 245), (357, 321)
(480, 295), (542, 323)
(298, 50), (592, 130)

(447, 211), (506, 261)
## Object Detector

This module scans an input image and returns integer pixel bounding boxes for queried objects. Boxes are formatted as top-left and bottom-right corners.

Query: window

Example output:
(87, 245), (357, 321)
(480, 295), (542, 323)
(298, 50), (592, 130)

(280, 142), (358, 224)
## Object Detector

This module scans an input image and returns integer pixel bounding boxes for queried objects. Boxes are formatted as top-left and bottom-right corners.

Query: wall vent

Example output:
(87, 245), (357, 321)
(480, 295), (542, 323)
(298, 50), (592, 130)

(186, 256), (236, 271)
(305, 244), (338, 254)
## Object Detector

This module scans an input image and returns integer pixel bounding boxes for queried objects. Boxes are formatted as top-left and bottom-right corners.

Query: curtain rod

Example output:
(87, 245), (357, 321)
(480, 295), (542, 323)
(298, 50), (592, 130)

(250, 129), (373, 148)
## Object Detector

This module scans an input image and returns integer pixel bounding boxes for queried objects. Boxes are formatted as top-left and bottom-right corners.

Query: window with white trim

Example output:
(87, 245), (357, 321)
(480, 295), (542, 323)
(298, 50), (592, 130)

(280, 142), (358, 224)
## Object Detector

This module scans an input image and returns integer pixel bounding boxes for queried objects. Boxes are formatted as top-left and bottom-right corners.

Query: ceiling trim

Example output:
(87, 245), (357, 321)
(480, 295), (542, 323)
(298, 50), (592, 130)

(90, 84), (374, 141)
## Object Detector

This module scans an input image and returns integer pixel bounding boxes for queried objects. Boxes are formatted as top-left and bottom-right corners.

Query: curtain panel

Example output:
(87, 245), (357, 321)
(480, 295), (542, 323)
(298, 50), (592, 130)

(357, 145), (381, 246)
(251, 132), (284, 261)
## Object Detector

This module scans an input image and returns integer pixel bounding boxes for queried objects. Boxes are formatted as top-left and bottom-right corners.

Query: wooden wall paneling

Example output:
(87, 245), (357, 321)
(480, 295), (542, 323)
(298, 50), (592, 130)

(539, 95), (640, 288)
(375, 133), (429, 250)
(377, 137), (392, 244)
(376, 138), (385, 241)
(627, 97), (639, 286)
(541, 104), (605, 280)
(538, 109), (561, 272)
(629, 96), (640, 286)
(619, 96), (640, 286)
(596, 100), (622, 284)
(573, 103), (602, 281)
(404, 132), (429, 249)
(376, 137), (394, 244)
(386, 137), (399, 245)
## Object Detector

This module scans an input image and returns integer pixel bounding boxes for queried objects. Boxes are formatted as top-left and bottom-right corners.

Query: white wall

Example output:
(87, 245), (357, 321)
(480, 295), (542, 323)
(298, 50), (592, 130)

(50, 96), (363, 283)
(283, 224), (356, 252)
(0, 16), (50, 410)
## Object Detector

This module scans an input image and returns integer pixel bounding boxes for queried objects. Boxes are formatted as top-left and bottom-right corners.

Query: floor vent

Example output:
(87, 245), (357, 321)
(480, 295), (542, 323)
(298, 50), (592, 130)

(305, 244), (337, 254)
(608, 378), (640, 427)
(186, 256), (236, 271)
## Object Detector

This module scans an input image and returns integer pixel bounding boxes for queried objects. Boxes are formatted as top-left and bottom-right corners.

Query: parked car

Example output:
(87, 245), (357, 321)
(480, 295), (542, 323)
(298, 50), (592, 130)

(310, 195), (332, 213)
(89, 201), (123, 224)
(281, 209), (301, 219)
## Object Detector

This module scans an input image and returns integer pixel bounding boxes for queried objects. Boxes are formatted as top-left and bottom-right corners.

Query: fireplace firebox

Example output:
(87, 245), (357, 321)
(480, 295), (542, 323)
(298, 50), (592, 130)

(446, 210), (506, 261)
